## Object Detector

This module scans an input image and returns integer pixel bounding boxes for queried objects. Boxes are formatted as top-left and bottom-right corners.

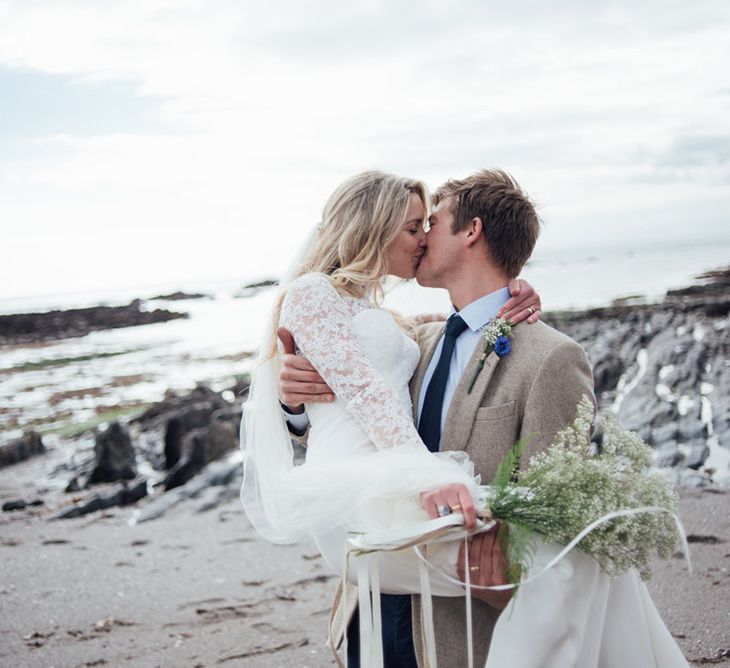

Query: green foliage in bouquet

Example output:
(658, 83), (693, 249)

(483, 396), (680, 583)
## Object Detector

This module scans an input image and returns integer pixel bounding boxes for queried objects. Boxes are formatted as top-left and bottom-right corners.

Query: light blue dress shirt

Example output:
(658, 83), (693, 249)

(416, 287), (511, 449)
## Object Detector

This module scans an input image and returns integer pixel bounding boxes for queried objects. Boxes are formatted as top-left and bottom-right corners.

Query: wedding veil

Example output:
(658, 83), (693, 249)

(239, 224), (319, 544)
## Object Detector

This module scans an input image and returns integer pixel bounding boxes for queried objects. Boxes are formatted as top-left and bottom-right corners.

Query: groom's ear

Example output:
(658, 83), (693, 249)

(464, 216), (484, 247)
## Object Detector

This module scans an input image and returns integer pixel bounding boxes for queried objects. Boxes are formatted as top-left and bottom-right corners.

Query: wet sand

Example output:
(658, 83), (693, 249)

(1, 453), (728, 667)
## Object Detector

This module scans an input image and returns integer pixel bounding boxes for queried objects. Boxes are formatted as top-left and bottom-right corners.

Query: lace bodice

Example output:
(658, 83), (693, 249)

(280, 273), (425, 452)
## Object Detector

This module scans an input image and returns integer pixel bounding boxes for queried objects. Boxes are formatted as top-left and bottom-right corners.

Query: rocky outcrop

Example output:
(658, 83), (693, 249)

(45, 384), (245, 518)
(235, 279), (279, 298)
(49, 480), (148, 520)
(134, 458), (241, 523)
(546, 266), (730, 483)
(147, 291), (210, 301)
(46, 384), (244, 518)
(2, 498), (44, 512)
(161, 408), (241, 490)
(0, 299), (188, 345)
(86, 422), (137, 484)
(0, 431), (45, 468)
(131, 384), (242, 480)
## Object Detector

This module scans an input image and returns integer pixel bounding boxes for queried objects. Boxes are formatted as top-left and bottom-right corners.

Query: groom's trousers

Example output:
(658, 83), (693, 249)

(346, 593), (419, 667)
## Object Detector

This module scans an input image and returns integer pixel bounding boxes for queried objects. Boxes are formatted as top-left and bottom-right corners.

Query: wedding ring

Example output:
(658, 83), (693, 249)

(438, 505), (451, 517)
(528, 306), (536, 315)
(450, 504), (462, 513)
(470, 565), (480, 572)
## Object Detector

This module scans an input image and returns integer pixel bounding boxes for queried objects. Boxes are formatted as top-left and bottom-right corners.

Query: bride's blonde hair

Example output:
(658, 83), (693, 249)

(268, 170), (428, 357)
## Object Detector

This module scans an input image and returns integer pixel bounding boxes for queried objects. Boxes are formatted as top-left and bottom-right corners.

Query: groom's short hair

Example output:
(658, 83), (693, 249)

(433, 170), (540, 278)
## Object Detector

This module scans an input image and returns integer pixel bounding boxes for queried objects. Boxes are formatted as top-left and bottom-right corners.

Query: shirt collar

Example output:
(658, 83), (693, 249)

(450, 286), (511, 332)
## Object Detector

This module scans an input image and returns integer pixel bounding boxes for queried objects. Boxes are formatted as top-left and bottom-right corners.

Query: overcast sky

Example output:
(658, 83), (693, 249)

(1, 0), (728, 299)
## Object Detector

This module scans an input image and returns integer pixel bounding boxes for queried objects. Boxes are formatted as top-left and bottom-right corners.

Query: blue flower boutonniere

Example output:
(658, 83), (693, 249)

(467, 318), (514, 394)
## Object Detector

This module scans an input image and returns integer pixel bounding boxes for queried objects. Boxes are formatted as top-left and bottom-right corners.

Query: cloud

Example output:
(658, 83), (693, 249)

(0, 0), (728, 296)
(662, 133), (730, 167)
(0, 67), (174, 141)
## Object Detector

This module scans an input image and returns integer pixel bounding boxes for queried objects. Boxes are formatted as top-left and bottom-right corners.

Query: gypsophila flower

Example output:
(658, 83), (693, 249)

(476, 396), (680, 584)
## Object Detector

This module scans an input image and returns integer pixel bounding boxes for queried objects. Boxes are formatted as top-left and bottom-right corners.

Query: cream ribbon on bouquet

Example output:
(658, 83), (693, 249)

(343, 504), (691, 668)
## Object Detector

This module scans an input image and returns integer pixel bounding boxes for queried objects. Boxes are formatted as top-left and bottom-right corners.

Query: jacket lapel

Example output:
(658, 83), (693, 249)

(442, 343), (501, 453)
(410, 323), (443, 423)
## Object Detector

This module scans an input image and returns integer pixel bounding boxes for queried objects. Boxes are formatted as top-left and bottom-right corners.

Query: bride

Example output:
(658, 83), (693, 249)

(241, 170), (689, 668)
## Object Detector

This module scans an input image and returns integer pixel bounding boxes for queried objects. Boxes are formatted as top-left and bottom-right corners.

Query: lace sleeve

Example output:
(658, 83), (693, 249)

(280, 274), (427, 452)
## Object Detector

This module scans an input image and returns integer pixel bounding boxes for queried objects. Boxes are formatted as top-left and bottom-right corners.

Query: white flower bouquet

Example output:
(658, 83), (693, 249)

(479, 396), (680, 583)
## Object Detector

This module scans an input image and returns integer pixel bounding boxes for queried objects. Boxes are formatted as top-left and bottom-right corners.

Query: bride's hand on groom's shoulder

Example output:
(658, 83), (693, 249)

(457, 525), (513, 610)
(497, 278), (542, 325)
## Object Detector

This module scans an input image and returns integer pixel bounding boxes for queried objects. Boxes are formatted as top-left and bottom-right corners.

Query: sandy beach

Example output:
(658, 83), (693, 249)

(0, 451), (335, 668)
(1, 447), (728, 668)
(1, 266), (728, 666)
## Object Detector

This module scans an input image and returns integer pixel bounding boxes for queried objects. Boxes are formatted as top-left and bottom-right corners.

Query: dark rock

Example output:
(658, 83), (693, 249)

(676, 469), (711, 488)
(243, 278), (279, 290)
(48, 480), (148, 520)
(709, 360), (730, 448)
(163, 409), (241, 490)
(0, 300), (188, 345)
(235, 279), (279, 298)
(135, 459), (241, 522)
(684, 441), (710, 470)
(649, 403), (678, 428)
(0, 431), (45, 468)
(2, 499), (27, 512)
(207, 410), (240, 461)
(164, 415), (184, 468)
(65, 476), (81, 493)
(86, 422), (137, 485)
(677, 419), (706, 441)
(592, 354), (625, 395)
(617, 393), (657, 440)
(161, 457), (200, 491)
(652, 423), (678, 446)
(148, 291), (210, 301)
(2, 498), (44, 512)
(686, 534), (724, 544)
(228, 377), (251, 400)
(654, 442), (683, 468)
(119, 479), (149, 504)
(159, 402), (226, 471)
(127, 384), (241, 480)
(590, 418), (603, 447)
(49, 495), (105, 519)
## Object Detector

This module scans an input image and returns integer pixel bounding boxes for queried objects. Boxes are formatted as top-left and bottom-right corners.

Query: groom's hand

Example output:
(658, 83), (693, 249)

(277, 327), (334, 412)
(497, 278), (542, 324)
(457, 525), (513, 609)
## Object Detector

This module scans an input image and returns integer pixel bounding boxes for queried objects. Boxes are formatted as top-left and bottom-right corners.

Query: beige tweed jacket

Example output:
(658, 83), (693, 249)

(327, 320), (595, 667)
(408, 319), (595, 667)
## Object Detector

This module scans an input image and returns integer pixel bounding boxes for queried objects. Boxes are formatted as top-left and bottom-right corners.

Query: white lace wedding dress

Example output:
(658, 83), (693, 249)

(280, 273), (469, 596)
(244, 272), (689, 668)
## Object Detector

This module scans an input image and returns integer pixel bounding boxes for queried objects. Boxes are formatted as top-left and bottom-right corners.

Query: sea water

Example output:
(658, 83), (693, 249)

(1, 240), (728, 442)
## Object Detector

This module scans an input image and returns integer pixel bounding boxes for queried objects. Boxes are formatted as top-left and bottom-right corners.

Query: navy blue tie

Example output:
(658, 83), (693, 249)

(418, 314), (468, 452)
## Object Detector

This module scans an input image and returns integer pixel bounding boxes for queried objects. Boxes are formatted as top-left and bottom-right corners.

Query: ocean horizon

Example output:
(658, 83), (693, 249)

(1, 238), (729, 317)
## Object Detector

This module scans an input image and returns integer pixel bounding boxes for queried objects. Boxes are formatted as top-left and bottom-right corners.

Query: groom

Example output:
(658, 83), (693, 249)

(279, 169), (595, 667)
